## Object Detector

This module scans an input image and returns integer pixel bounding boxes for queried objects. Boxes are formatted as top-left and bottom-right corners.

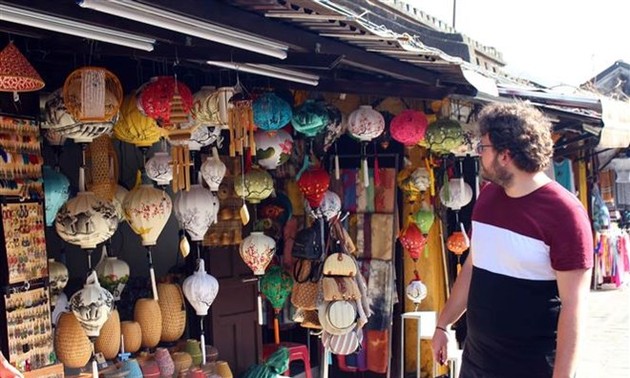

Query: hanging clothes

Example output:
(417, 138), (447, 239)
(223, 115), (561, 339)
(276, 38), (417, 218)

(554, 159), (576, 194)
(594, 228), (630, 287)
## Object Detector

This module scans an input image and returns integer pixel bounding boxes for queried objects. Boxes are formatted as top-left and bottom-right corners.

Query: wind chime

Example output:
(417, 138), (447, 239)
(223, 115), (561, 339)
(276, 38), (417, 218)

(228, 90), (256, 157)
(166, 82), (194, 193)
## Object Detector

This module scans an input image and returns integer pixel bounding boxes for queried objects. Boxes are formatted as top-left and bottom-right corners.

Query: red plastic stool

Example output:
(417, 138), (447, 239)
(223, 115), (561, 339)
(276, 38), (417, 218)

(263, 342), (312, 378)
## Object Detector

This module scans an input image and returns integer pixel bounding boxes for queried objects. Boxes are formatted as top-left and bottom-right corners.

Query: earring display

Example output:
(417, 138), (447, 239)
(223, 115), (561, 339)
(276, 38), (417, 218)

(3, 287), (55, 372)
(1, 203), (48, 284)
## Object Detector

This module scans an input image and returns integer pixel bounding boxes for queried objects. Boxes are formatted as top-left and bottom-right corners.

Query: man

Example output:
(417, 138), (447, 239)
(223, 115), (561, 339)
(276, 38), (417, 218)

(431, 102), (593, 378)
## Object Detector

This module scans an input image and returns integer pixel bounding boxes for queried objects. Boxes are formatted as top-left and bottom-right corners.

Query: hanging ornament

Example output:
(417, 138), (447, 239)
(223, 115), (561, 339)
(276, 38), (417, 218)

(228, 95), (255, 157)
(399, 223), (426, 262)
(174, 184), (219, 242)
(239, 231), (276, 275)
(412, 204), (435, 235)
(85, 134), (118, 200)
(234, 165), (274, 204)
(200, 147), (226, 192)
(48, 259), (69, 305)
(43, 166), (70, 227)
(297, 166), (330, 208)
(253, 92), (292, 131)
(167, 124), (221, 152)
(347, 105), (385, 142)
(0, 42), (45, 101)
(439, 178), (473, 211)
(422, 118), (465, 154)
(447, 231), (468, 275)
(145, 151), (173, 187)
(113, 94), (163, 148)
(95, 247), (130, 301)
(291, 99), (329, 138)
(137, 76), (193, 124)
(191, 85), (221, 125)
(260, 265), (293, 344)
(254, 129), (293, 170)
(390, 110), (428, 146)
(405, 270), (428, 311)
(305, 190), (341, 221)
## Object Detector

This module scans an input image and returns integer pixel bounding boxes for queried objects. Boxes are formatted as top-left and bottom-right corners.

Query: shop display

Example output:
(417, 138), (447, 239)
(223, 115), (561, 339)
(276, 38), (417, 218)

(0, 116), (44, 199)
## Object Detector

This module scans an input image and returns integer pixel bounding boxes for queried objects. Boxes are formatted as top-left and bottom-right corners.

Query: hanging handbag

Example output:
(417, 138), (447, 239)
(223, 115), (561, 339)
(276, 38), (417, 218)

(322, 277), (361, 301)
(290, 280), (319, 310)
(322, 328), (363, 356)
(323, 253), (358, 277)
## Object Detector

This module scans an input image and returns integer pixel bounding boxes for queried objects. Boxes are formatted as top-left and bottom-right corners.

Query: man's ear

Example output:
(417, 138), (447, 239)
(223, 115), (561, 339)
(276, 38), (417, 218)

(498, 149), (512, 166)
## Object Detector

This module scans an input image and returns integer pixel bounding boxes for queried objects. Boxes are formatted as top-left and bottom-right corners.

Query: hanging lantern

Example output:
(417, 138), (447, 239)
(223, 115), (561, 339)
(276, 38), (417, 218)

(123, 185), (172, 246)
(412, 206), (435, 234)
(182, 259), (219, 316)
(145, 151), (173, 186)
(322, 103), (345, 152)
(291, 99), (329, 137)
(157, 283), (187, 343)
(85, 134), (118, 200)
(306, 190), (340, 221)
(63, 66), (122, 123)
(48, 258), (69, 305)
(254, 129), (293, 170)
(174, 184), (219, 242)
(43, 166), (71, 227)
(137, 76), (193, 125)
(422, 119), (465, 154)
(399, 223), (426, 261)
(447, 230), (469, 274)
(390, 110), (428, 146)
(96, 254), (130, 301)
(113, 94), (163, 148)
(43, 89), (80, 136)
(253, 92), (292, 131)
(405, 272), (428, 306)
(200, 147), (226, 192)
(0, 42), (45, 96)
(192, 86), (220, 125)
(260, 265), (293, 344)
(347, 105), (385, 142)
(69, 271), (114, 338)
(439, 178), (473, 211)
(234, 165), (274, 204)
(297, 166), (330, 208)
(44, 127), (68, 147)
(168, 124), (222, 152)
(113, 185), (129, 223)
(239, 231), (276, 275)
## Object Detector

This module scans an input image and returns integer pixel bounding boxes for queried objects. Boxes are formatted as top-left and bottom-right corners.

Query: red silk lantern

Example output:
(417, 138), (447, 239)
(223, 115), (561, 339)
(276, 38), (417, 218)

(390, 110), (428, 146)
(297, 167), (330, 208)
(399, 223), (426, 261)
(137, 76), (193, 125)
(447, 231), (469, 274)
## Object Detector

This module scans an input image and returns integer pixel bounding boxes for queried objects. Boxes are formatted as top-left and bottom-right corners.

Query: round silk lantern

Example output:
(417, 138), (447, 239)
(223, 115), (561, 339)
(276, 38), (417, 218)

(297, 167), (330, 208)
(423, 119), (465, 154)
(439, 178), (473, 211)
(412, 206), (435, 234)
(174, 184), (219, 242)
(239, 231), (276, 275)
(234, 165), (274, 204)
(347, 105), (385, 142)
(322, 103), (345, 152)
(43, 166), (70, 226)
(260, 265), (293, 344)
(447, 230), (469, 275)
(306, 190), (341, 221)
(192, 86), (221, 125)
(253, 92), (292, 131)
(390, 110), (428, 146)
(182, 259), (219, 316)
(292, 100), (329, 137)
(254, 129), (293, 170)
(113, 94), (163, 148)
(69, 271), (114, 338)
(200, 147), (226, 192)
(123, 185), (172, 246)
(96, 255), (130, 301)
(399, 223), (426, 261)
(0, 42), (45, 93)
(406, 272), (428, 307)
(113, 185), (129, 223)
(137, 76), (193, 125)
(145, 151), (173, 186)
(167, 124), (221, 151)
(48, 259), (69, 305)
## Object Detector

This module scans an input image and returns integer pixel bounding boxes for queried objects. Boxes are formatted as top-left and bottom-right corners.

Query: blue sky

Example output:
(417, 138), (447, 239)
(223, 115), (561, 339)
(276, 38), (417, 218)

(408, 0), (630, 87)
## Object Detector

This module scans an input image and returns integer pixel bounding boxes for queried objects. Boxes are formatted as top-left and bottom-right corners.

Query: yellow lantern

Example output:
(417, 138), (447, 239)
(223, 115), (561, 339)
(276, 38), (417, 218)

(113, 94), (163, 148)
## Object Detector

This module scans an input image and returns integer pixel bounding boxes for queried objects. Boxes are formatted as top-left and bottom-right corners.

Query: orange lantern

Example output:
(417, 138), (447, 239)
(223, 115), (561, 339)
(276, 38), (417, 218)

(297, 167), (330, 208)
(446, 231), (469, 274)
(399, 223), (426, 261)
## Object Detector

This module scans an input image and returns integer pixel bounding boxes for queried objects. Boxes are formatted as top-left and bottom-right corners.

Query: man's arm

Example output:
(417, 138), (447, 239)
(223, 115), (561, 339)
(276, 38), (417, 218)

(553, 268), (592, 378)
(431, 253), (473, 363)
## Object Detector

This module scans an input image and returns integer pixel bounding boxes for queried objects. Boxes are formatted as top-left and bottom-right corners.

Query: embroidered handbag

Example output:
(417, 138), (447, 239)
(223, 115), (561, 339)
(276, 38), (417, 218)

(322, 277), (361, 301)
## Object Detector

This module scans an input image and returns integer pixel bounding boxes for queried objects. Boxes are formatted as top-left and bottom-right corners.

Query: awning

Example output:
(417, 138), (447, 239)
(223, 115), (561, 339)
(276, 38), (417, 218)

(599, 98), (630, 148)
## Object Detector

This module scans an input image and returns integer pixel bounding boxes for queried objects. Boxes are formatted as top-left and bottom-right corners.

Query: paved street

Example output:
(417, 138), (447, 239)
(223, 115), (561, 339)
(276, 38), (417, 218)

(577, 284), (630, 378)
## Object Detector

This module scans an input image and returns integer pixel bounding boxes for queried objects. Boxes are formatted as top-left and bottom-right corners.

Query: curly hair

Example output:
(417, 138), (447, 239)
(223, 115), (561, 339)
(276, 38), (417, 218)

(478, 102), (553, 173)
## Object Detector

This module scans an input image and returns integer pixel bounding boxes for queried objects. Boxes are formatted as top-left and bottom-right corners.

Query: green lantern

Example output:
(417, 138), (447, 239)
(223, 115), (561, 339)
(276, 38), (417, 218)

(234, 165), (274, 204)
(421, 119), (464, 154)
(260, 265), (293, 344)
(412, 206), (435, 234)
(291, 100), (329, 137)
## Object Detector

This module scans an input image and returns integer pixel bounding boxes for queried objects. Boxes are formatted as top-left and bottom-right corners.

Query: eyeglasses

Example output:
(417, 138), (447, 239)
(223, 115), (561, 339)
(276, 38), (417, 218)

(476, 144), (493, 154)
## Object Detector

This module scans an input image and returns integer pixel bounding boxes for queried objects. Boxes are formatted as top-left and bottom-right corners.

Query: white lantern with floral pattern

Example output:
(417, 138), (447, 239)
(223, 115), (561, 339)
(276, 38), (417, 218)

(239, 231), (276, 275)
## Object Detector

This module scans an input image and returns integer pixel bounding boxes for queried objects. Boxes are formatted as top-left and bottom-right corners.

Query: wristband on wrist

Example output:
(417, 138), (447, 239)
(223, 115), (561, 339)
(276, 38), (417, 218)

(435, 325), (448, 333)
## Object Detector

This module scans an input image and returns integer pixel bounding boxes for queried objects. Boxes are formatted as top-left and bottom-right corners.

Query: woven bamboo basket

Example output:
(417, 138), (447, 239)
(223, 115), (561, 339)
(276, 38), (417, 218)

(120, 321), (142, 353)
(54, 312), (92, 368)
(63, 67), (123, 123)
(172, 352), (192, 376)
(134, 298), (162, 348)
(95, 309), (121, 360)
(157, 283), (186, 342)
(85, 134), (118, 200)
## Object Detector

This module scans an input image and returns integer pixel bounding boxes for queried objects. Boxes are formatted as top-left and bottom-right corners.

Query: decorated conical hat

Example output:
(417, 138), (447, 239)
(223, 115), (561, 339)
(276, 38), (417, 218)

(0, 42), (44, 92)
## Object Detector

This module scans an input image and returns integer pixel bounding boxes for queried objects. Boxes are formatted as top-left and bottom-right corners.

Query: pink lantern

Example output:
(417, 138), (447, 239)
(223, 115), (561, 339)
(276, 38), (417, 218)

(347, 105), (385, 142)
(390, 110), (428, 146)
(239, 232), (276, 275)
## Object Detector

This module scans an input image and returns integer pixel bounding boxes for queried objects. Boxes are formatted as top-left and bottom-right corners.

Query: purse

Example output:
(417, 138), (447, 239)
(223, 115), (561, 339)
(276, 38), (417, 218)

(322, 277), (361, 301)
(290, 280), (319, 310)
(291, 224), (323, 260)
(322, 328), (363, 356)
(323, 253), (358, 277)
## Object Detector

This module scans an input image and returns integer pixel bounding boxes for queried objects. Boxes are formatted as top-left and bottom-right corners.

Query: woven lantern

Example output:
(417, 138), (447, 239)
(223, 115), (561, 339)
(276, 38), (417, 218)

(200, 147), (226, 192)
(291, 99), (329, 138)
(174, 184), (219, 242)
(94, 308), (121, 360)
(69, 271), (114, 338)
(120, 321), (142, 353)
(145, 151), (173, 186)
(43, 166), (70, 227)
(134, 298), (163, 348)
(85, 134), (118, 200)
(54, 312), (93, 368)
(96, 255), (130, 301)
(399, 223), (426, 262)
(253, 92), (292, 131)
(172, 352), (193, 376)
(234, 165), (274, 204)
(48, 258), (69, 305)
(390, 110), (428, 146)
(113, 94), (163, 148)
(63, 66), (122, 123)
(254, 129), (293, 170)
(239, 231), (276, 276)
(260, 265), (293, 344)
(157, 283), (187, 343)
(297, 166), (330, 208)
(183, 258), (219, 365)
(0, 42), (45, 95)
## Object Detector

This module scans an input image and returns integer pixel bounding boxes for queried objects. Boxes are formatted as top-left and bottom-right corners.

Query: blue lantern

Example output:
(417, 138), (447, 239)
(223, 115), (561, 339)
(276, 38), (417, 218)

(253, 93), (292, 131)
(43, 166), (71, 226)
(292, 100), (329, 138)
